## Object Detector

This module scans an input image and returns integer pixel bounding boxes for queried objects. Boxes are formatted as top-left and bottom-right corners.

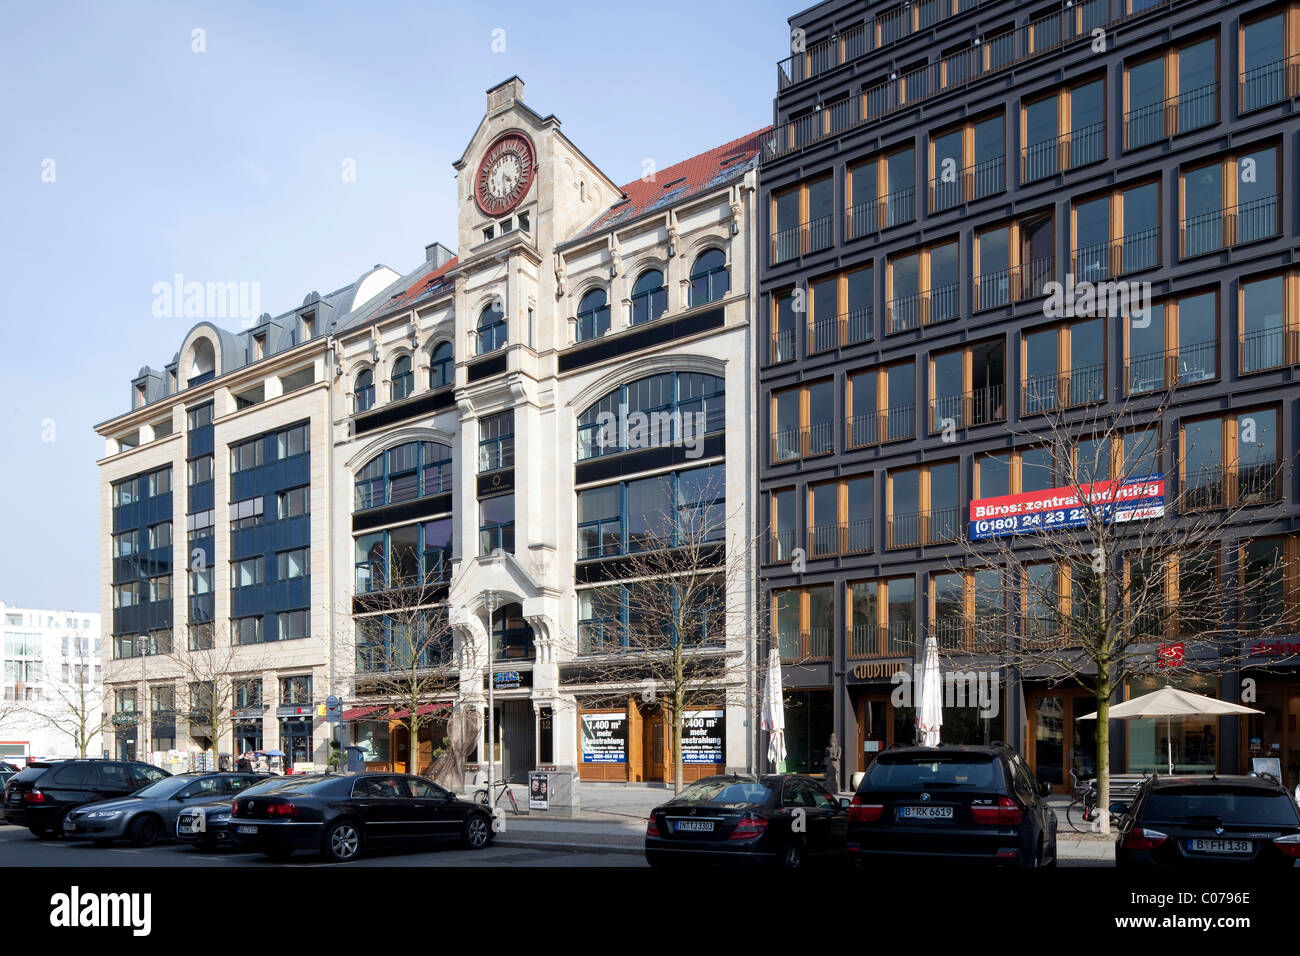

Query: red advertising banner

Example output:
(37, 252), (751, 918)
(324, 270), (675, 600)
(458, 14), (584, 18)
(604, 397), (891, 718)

(968, 475), (1165, 539)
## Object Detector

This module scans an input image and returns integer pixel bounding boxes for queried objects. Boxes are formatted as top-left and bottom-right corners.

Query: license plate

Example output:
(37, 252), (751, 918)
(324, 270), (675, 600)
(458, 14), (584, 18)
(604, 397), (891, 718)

(236, 825), (258, 834)
(7, 792), (18, 804)
(178, 821), (196, 834)
(1188, 839), (1251, 854)
(900, 805), (953, 820)
(673, 820), (714, 833)
(63, 819), (76, 831)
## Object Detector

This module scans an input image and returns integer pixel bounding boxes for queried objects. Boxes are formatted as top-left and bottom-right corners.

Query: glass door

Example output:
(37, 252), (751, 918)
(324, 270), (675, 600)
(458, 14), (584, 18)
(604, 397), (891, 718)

(1032, 695), (1065, 791)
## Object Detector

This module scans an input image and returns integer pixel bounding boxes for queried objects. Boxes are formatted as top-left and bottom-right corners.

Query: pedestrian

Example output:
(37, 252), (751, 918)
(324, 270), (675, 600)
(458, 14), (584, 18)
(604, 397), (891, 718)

(236, 752), (252, 773)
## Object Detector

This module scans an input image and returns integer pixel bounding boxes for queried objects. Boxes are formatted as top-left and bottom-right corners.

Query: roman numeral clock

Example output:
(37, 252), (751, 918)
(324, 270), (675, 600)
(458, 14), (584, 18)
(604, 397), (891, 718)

(475, 132), (536, 217)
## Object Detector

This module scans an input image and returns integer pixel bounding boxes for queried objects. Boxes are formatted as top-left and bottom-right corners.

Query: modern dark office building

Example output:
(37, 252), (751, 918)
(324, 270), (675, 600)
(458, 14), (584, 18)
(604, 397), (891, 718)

(759, 0), (1300, 791)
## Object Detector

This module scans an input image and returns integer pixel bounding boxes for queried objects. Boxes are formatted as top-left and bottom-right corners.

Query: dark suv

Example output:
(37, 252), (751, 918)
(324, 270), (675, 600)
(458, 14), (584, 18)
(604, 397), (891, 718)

(2, 760), (170, 838)
(847, 744), (1058, 867)
(1114, 774), (1300, 868)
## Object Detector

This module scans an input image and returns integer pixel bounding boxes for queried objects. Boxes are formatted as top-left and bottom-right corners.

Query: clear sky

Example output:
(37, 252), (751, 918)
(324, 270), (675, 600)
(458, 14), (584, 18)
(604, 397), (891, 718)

(0, 0), (796, 611)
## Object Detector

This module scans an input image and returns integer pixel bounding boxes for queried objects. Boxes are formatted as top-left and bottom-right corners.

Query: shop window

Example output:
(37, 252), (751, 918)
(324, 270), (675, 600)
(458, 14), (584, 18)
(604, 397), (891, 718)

(886, 237), (959, 332)
(1021, 317), (1105, 413)
(887, 460), (959, 548)
(1239, 273), (1298, 374)
(807, 475), (873, 558)
(974, 212), (1053, 309)
(770, 174), (834, 264)
(774, 585), (835, 661)
(808, 264), (873, 353)
(848, 577), (914, 658)
(1021, 76), (1105, 182)
(847, 362), (914, 448)
(929, 112), (1005, 211)
(1181, 406), (1281, 509)
(1072, 180), (1161, 280)
(1124, 289), (1218, 393)
(1124, 35), (1218, 148)
(771, 380), (834, 462)
(928, 337), (1006, 433)
(847, 145), (914, 239)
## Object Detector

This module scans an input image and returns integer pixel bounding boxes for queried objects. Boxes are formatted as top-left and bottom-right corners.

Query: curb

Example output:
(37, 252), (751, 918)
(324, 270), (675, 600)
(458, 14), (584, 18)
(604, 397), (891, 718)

(494, 839), (643, 856)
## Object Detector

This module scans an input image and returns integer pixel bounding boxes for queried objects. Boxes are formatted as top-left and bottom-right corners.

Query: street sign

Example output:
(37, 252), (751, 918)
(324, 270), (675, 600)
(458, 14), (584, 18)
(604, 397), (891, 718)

(325, 695), (342, 723)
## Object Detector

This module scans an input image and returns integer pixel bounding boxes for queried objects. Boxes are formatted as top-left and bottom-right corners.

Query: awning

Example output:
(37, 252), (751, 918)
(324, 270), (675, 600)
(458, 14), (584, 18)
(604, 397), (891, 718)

(339, 703), (451, 721)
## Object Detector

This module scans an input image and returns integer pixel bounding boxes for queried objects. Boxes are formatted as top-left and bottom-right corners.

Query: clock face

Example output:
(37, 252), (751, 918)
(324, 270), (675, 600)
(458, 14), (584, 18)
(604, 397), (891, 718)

(475, 132), (536, 216)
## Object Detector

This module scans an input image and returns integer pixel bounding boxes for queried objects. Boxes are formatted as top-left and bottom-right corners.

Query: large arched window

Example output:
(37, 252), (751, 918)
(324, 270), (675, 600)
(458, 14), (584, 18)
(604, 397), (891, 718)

(476, 303), (507, 354)
(354, 369), (375, 413)
(430, 342), (453, 389)
(490, 602), (535, 661)
(576, 288), (611, 342)
(354, 440), (453, 511)
(189, 338), (216, 387)
(391, 356), (414, 401)
(630, 269), (667, 325)
(689, 249), (729, 308)
(576, 371), (725, 460)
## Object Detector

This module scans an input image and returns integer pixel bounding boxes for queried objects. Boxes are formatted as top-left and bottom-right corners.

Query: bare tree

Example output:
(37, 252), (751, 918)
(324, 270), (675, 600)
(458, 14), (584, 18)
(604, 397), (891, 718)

(27, 623), (104, 759)
(943, 381), (1300, 832)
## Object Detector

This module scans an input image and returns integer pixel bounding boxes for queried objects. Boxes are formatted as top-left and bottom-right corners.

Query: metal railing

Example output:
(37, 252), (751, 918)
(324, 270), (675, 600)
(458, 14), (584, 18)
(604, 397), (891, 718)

(1240, 327), (1299, 374)
(1126, 339), (1217, 393)
(1184, 461), (1282, 510)
(847, 187), (915, 239)
(929, 383), (1005, 432)
(808, 519), (873, 558)
(1020, 120), (1105, 182)
(770, 215), (834, 264)
(1072, 228), (1161, 281)
(932, 617), (1009, 652)
(929, 155), (1005, 211)
(974, 255), (1054, 310)
(778, 627), (834, 661)
(887, 507), (962, 548)
(1023, 363), (1106, 413)
(1124, 82), (1217, 149)
(849, 621), (915, 658)
(770, 328), (796, 365)
(809, 307), (874, 353)
(887, 281), (959, 333)
(770, 529), (795, 564)
(771, 421), (835, 462)
(847, 404), (915, 448)
(1239, 54), (1300, 113)
(1179, 196), (1281, 258)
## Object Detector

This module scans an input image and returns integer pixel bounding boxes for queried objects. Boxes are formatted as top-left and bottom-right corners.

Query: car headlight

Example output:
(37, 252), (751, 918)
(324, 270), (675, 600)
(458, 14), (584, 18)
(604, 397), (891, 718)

(84, 810), (123, 819)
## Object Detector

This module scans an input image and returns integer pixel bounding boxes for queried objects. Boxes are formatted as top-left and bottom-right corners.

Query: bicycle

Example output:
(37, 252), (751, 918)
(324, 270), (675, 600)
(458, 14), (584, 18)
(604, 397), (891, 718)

(473, 778), (523, 815)
(1064, 769), (1097, 833)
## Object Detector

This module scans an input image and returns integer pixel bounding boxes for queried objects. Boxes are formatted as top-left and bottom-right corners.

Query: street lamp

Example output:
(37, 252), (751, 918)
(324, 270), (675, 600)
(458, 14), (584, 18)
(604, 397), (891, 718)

(135, 635), (150, 763)
(483, 590), (500, 796)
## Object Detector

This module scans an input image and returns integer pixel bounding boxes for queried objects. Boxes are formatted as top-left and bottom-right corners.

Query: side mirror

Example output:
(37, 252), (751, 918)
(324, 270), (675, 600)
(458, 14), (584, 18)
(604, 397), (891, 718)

(1109, 801), (1129, 817)
(839, 796), (852, 809)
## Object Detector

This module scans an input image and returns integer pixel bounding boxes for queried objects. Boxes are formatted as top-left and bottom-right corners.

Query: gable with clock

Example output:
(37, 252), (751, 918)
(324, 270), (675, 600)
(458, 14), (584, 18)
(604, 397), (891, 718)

(475, 131), (536, 217)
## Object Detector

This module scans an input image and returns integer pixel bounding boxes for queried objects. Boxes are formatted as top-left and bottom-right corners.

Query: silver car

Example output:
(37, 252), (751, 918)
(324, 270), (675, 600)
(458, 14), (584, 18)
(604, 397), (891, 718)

(63, 772), (270, 846)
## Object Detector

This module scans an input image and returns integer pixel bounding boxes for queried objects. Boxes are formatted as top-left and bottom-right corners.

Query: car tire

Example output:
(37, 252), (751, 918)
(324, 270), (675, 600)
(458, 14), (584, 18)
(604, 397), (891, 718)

(780, 838), (805, 869)
(128, 815), (161, 847)
(28, 825), (54, 839)
(463, 813), (492, 849)
(321, 820), (362, 863)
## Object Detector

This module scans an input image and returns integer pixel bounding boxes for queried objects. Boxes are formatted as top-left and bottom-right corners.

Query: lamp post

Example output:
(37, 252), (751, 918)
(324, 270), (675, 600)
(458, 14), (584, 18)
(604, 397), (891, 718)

(135, 635), (150, 763)
(483, 590), (499, 795)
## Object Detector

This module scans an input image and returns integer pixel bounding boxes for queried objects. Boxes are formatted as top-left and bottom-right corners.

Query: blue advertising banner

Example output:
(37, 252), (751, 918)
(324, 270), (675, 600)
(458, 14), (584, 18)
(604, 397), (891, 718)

(968, 475), (1164, 540)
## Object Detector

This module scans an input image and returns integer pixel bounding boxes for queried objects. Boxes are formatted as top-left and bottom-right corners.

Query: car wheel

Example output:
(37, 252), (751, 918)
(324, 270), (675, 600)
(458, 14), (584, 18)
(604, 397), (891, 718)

(321, 820), (362, 862)
(463, 813), (492, 849)
(28, 826), (54, 839)
(780, 838), (805, 869)
(128, 815), (160, 847)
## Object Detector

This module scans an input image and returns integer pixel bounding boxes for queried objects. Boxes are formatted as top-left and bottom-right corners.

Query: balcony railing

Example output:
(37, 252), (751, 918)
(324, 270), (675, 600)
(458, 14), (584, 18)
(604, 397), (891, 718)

(929, 383), (1006, 432)
(974, 256), (1054, 310)
(1023, 363), (1105, 413)
(771, 422), (835, 463)
(1241, 327), (1300, 374)
(1126, 339), (1217, 393)
(887, 282), (959, 333)
(930, 155), (1005, 211)
(1184, 461), (1282, 510)
(770, 215), (834, 264)
(847, 187), (915, 239)
(849, 621), (915, 658)
(1239, 54), (1300, 113)
(808, 519), (873, 558)
(1072, 228), (1161, 281)
(932, 616), (1008, 652)
(847, 404), (915, 448)
(778, 627), (833, 662)
(1179, 196), (1281, 258)
(770, 529), (795, 564)
(770, 328), (796, 365)
(809, 307), (873, 353)
(1020, 120), (1106, 182)
(887, 507), (961, 548)
(1124, 82), (1217, 149)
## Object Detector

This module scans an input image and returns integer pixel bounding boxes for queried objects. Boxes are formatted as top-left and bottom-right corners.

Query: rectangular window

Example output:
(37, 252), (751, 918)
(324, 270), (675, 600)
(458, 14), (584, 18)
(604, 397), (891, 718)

(887, 460), (959, 548)
(233, 679), (262, 709)
(1239, 272), (1298, 373)
(148, 576), (171, 603)
(807, 264), (874, 352)
(1022, 318), (1104, 413)
(479, 493), (515, 554)
(847, 361), (914, 447)
(276, 423), (310, 459)
(769, 289), (797, 364)
(933, 569), (1006, 651)
(230, 438), (264, 473)
(232, 556), (265, 589)
(112, 530), (139, 558)
(1124, 289), (1219, 392)
(928, 338), (1007, 432)
(478, 411), (514, 473)
(1239, 536), (1295, 631)
(1182, 406), (1280, 509)
(929, 112), (1005, 211)
(847, 577), (914, 657)
(808, 475), (873, 557)
(277, 611), (309, 641)
(1124, 36), (1218, 148)
(113, 477), (139, 507)
(1022, 76), (1105, 182)
(770, 488), (795, 563)
(188, 455), (213, 485)
(277, 548), (309, 580)
(147, 468), (171, 497)
(187, 509), (214, 538)
(1239, 10), (1291, 112)
(280, 367), (314, 394)
(148, 522), (172, 551)
(112, 582), (138, 608)
(886, 237), (959, 332)
(974, 212), (1054, 309)
(229, 496), (265, 531)
(277, 486), (310, 520)
(771, 379), (834, 462)
(1072, 180), (1161, 280)
(847, 145), (915, 239)
(188, 567), (212, 595)
(1180, 144), (1280, 257)
(280, 675), (312, 704)
(231, 616), (264, 646)
(187, 403), (213, 430)
(774, 585), (835, 661)
(770, 174), (833, 264)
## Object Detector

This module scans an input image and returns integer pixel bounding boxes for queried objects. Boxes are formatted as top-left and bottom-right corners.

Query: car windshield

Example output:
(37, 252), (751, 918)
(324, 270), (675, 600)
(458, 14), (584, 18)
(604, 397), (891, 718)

(134, 777), (190, 798)
(1143, 788), (1300, 825)
(867, 755), (1000, 788)
(675, 780), (772, 805)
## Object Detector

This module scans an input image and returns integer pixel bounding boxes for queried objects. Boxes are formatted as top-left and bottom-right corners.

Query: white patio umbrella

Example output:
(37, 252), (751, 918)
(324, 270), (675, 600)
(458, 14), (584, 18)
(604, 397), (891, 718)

(761, 648), (786, 770)
(1077, 685), (1262, 774)
(915, 637), (943, 747)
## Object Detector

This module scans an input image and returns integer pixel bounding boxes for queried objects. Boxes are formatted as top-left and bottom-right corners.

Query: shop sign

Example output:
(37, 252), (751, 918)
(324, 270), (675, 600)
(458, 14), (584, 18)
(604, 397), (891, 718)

(580, 713), (627, 763)
(849, 660), (908, 682)
(681, 709), (724, 764)
(483, 670), (532, 690)
(1249, 639), (1300, 656)
(969, 475), (1164, 540)
(1156, 642), (1185, 667)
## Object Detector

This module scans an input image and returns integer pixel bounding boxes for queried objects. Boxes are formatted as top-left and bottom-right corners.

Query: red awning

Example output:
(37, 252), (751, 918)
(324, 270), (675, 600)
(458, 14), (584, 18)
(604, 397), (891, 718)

(340, 703), (450, 721)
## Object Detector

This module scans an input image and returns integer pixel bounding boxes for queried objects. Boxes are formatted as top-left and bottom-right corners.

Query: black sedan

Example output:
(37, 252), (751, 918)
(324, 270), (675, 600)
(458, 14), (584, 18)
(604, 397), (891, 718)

(229, 772), (495, 862)
(847, 744), (1058, 867)
(1114, 774), (1300, 868)
(645, 774), (848, 868)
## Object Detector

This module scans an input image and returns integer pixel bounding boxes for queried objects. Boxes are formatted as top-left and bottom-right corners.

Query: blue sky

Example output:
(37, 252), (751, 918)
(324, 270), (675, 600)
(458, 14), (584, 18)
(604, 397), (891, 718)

(0, 0), (795, 611)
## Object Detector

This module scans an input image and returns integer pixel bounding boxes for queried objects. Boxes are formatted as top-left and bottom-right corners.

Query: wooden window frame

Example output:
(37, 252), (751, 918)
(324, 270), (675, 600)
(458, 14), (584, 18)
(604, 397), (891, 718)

(807, 475), (873, 557)
(1123, 287), (1221, 393)
(847, 144), (915, 237)
(1070, 177), (1163, 277)
(886, 236), (960, 333)
(885, 459), (960, 549)
(808, 262), (874, 353)
(1179, 142), (1282, 257)
(1020, 73), (1107, 182)
(1178, 403), (1282, 509)
(1122, 33), (1220, 149)
(928, 111), (1006, 211)
(1019, 317), (1107, 415)
(773, 584), (836, 661)
(973, 211), (1054, 311)
(770, 378), (835, 461)
(847, 360), (915, 448)
(1237, 271), (1300, 373)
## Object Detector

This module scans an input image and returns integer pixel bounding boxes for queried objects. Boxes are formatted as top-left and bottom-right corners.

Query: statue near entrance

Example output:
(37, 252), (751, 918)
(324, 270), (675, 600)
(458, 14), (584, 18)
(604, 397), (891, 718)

(823, 732), (842, 794)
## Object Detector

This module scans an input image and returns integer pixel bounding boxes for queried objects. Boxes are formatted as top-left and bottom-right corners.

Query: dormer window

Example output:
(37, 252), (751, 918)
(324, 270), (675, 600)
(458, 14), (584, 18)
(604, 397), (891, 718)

(134, 384), (146, 408)
(254, 333), (266, 359)
(302, 314), (314, 340)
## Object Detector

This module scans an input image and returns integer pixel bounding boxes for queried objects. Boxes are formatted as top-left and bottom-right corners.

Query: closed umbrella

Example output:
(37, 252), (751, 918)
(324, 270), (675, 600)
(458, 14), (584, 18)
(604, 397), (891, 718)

(915, 637), (943, 747)
(1078, 685), (1262, 774)
(761, 648), (786, 770)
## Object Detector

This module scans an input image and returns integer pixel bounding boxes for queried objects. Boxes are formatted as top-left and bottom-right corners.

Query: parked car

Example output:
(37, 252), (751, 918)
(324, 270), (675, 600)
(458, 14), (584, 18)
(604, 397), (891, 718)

(229, 772), (495, 862)
(176, 774), (285, 850)
(847, 744), (1058, 867)
(645, 774), (848, 868)
(1113, 774), (1300, 868)
(2, 760), (170, 838)
(63, 772), (271, 846)
(0, 761), (22, 774)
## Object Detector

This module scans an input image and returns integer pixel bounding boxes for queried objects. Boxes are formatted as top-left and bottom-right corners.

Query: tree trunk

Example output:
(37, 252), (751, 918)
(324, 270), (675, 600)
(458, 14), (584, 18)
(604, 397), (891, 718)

(1095, 688), (1111, 836)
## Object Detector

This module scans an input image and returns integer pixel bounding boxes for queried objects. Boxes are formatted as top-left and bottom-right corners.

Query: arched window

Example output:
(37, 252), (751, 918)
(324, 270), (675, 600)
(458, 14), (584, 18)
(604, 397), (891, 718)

(477, 302), (507, 354)
(576, 371), (725, 460)
(354, 369), (375, 413)
(391, 356), (413, 401)
(430, 342), (453, 390)
(630, 269), (667, 325)
(189, 338), (216, 387)
(354, 440), (453, 511)
(576, 289), (611, 342)
(689, 249), (729, 308)
(490, 602), (535, 661)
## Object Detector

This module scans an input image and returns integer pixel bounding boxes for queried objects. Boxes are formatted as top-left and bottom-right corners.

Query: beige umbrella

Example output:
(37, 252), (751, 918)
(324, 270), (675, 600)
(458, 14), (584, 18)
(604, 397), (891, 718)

(1078, 685), (1262, 774)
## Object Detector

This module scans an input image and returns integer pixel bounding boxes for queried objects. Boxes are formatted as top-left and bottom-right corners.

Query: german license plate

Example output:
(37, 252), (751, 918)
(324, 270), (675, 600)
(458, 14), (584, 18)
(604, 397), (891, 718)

(236, 825), (258, 834)
(900, 805), (953, 820)
(62, 818), (76, 831)
(674, 820), (714, 833)
(1188, 839), (1251, 854)
(178, 820), (196, 834)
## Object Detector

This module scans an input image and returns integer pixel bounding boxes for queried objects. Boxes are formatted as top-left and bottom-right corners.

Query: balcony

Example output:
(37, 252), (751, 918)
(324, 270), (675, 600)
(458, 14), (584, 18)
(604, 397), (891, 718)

(929, 383), (1005, 433)
(1020, 121), (1105, 183)
(778, 627), (833, 662)
(887, 507), (961, 548)
(974, 256), (1054, 310)
(930, 156), (1005, 211)
(1179, 196), (1281, 258)
(1184, 461), (1282, 510)
(849, 621), (915, 658)
(847, 405), (915, 448)
(1241, 328), (1300, 374)
(808, 307), (873, 354)
(932, 617), (1008, 652)
(887, 282), (959, 333)
(771, 422), (834, 463)
(1126, 340), (1218, 393)
(770, 216), (834, 265)
(770, 328), (796, 365)
(1239, 54), (1300, 113)
(1124, 82), (1217, 149)
(1072, 228), (1161, 281)
(808, 519), (873, 558)
(847, 187), (915, 240)
(770, 529), (795, 564)
(1023, 363), (1106, 413)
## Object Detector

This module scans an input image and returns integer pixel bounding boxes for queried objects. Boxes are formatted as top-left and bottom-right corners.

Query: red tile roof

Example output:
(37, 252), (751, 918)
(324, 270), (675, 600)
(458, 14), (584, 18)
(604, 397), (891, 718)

(384, 255), (459, 312)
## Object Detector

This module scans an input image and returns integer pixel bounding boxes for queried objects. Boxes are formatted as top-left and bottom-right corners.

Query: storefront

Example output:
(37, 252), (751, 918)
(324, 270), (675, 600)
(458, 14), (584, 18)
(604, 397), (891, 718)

(1125, 674), (1220, 775)
(278, 716), (314, 769)
(233, 718), (263, 755)
(576, 697), (725, 783)
(1241, 661), (1300, 791)
(1024, 684), (1098, 793)
(345, 704), (449, 773)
